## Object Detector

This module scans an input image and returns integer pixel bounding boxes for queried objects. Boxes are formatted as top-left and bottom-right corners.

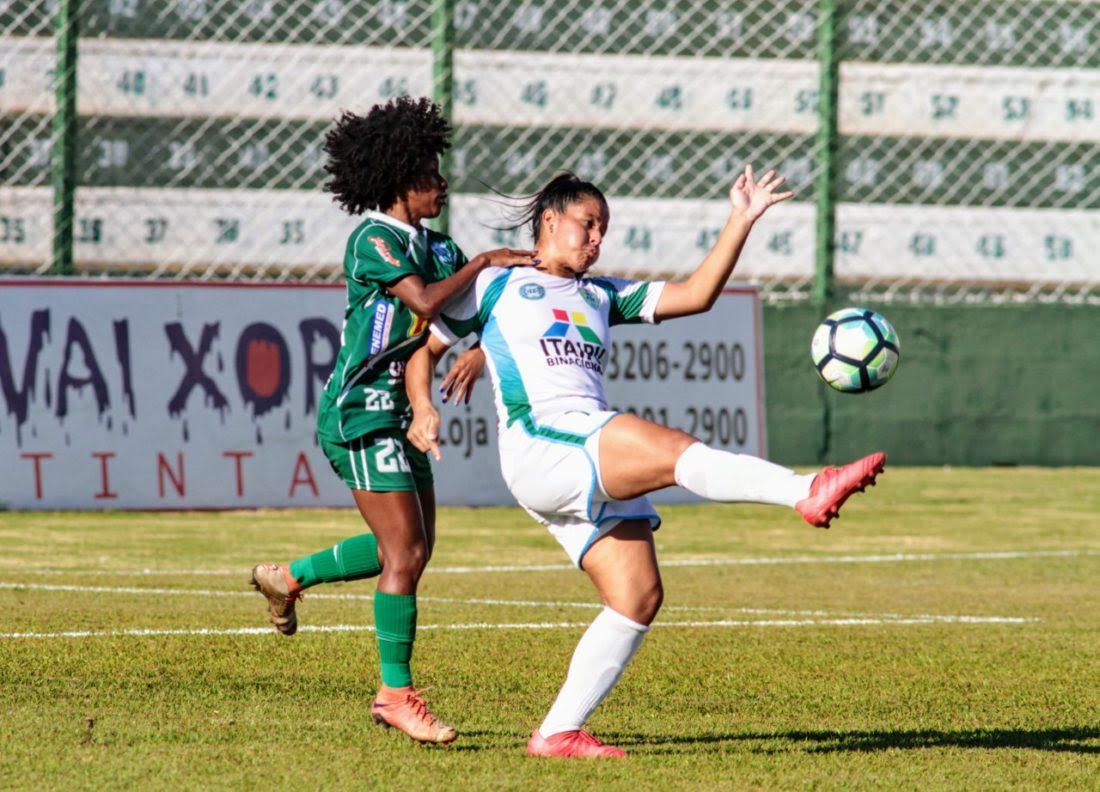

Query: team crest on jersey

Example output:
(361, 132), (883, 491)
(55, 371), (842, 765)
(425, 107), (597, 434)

(579, 287), (600, 309)
(540, 308), (606, 373)
(520, 283), (546, 300)
(430, 240), (455, 267)
(369, 235), (401, 267)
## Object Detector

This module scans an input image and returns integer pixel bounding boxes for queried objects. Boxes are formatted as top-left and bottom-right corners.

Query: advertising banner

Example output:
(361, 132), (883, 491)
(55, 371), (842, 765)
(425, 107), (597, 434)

(0, 280), (764, 509)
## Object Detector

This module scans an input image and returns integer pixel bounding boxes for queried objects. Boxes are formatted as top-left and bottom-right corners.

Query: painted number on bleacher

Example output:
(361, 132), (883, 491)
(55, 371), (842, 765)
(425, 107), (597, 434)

(380, 77), (409, 98)
(309, 75), (339, 99)
(909, 233), (936, 257)
(0, 217), (26, 244)
(249, 74), (278, 100)
(1044, 235), (1073, 261)
(455, 79), (477, 106)
(117, 70), (146, 96)
(144, 217), (168, 244)
(860, 91), (885, 116)
(837, 230), (862, 254)
(977, 234), (1005, 259)
(656, 86), (682, 110)
(726, 88), (753, 111)
(1066, 99), (1093, 121)
(279, 220), (305, 245)
(624, 227), (652, 251)
(590, 83), (616, 109)
(1002, 97), (1030, 122)
(183, 73), (209, 96)
(767, 231), (793, 255)
(215, 218), (240, 243)
(794, 89), (818, 115)
(76, 218), (103, 244)
(931, 94), (958, 120)
(695, 229), (720, 250)
(521, 81), (548, 107)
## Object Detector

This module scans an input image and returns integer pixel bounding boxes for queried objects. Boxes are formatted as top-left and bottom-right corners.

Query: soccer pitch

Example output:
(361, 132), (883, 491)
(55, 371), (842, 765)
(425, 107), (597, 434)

(2, 467), (1097, 789)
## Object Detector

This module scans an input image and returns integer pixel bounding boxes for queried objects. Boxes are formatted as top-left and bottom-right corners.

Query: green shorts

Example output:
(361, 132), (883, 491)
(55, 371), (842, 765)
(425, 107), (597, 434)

(319, 428), (433, 492)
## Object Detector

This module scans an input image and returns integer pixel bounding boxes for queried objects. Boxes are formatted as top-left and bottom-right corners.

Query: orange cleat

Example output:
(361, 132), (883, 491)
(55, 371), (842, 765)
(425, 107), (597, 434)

(371, 686), (457, 744)
(526, 729), (626, 758)
(796, 451), (886, 529)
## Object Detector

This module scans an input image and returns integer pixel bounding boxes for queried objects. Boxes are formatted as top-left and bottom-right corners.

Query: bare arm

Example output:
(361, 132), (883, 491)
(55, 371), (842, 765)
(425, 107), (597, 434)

(655, 165), (793, 321)
(389, 248), (535, 319)
(406, 334), (451, 461)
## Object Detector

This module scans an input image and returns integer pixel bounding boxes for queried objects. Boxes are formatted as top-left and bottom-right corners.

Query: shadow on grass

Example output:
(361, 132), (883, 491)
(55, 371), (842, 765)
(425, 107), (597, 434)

(615, 727), (1100, 755)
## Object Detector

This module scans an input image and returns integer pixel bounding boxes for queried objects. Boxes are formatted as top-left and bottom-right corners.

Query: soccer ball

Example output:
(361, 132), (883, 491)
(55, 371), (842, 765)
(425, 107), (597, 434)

(811, 308), (900, 393)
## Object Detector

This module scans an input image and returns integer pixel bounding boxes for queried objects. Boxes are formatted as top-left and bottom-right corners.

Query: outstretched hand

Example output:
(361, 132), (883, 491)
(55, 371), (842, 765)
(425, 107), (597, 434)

(729, 164), (795, 222)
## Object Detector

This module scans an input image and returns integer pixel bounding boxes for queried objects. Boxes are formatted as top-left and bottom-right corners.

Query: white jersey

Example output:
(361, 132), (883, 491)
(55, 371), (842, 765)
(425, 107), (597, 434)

(430, 267), (665, 430)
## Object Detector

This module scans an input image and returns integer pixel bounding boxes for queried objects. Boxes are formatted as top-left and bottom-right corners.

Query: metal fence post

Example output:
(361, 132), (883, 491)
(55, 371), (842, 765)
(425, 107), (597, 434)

(431, 0), (454, 237)
(813, 0), (839, 305)
(51, 0), (79, 275)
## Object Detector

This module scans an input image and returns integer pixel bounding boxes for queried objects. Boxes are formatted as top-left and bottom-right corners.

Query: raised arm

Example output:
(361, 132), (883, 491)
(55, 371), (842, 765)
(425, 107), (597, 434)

(406, 333), (451, 461)
(654, 165), (793, 321)
(390, 248), (535, 319)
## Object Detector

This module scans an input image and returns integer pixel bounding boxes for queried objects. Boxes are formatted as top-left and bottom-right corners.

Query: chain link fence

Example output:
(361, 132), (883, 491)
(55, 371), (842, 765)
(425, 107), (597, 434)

(1, 0), (1097, 302)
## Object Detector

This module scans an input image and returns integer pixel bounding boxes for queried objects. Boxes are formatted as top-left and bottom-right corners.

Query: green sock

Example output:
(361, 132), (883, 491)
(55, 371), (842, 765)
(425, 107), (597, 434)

(374, 591), (417, 688)
(288, 533), (382, 589)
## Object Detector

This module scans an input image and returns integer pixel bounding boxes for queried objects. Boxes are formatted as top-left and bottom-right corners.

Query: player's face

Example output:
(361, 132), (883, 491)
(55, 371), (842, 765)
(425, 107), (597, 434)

(405, 156), (448, 220)
(540, 196), (609, 276)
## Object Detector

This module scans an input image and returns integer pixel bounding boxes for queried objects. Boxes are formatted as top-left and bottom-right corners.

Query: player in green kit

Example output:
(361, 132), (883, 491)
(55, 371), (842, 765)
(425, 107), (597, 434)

(250, 97), (535, 744)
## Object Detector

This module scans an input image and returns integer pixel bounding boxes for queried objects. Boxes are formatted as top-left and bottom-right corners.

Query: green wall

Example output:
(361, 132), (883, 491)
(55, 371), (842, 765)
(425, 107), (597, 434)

(763, 303), (1100, 466)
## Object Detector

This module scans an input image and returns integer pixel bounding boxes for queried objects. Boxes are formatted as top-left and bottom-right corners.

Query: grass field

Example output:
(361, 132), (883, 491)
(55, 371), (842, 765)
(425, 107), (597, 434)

(2, 467), (1098, 790)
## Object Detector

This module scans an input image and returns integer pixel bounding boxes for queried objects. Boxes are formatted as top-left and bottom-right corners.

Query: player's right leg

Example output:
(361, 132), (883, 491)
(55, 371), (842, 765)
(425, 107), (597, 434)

(527, 520), (661, 759)
(596, 412), (885, 529)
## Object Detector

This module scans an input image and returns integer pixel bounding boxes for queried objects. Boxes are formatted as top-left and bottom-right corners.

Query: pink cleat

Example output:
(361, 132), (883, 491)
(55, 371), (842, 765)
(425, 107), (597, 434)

(526, 729), (626, 758)
(796, 451), (886, 529)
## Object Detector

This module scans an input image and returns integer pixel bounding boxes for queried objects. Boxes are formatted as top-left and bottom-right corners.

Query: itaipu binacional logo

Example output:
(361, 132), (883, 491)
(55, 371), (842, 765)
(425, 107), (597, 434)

(540, 309), (606, 372)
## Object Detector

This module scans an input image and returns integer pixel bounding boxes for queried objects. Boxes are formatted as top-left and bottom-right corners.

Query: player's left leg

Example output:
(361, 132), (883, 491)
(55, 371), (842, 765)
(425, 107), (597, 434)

(527, 520), (661, 759)
(596, 412), (884, 528)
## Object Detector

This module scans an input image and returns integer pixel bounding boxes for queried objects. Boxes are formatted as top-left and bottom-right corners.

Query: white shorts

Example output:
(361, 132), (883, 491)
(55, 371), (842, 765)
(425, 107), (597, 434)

(498, 409), (661, 568)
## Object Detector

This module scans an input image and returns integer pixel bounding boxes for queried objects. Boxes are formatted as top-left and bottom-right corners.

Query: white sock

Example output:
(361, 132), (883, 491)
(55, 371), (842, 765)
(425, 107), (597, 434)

(538, 607), (649, 738)
(673, 442), (814, 507)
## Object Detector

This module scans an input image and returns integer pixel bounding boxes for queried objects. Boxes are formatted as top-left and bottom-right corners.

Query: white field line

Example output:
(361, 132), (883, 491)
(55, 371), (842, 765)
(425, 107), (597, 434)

(0, 581), (1041, 623)
(7, 549), (1094, 578)
(0, 581), (717, 613)
(0, 614), (1039, 641)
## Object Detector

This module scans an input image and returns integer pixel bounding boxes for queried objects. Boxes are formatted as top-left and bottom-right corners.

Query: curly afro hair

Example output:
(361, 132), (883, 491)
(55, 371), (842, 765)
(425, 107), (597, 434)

(323, 96), (451, 215)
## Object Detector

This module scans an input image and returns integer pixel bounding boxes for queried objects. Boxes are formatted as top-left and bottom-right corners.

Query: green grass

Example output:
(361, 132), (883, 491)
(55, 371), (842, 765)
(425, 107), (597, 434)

(1, 467), (1098, 790)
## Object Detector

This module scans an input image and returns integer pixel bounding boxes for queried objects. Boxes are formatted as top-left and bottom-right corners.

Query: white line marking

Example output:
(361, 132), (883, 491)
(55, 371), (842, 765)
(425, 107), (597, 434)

(7, 548), (1092, 577)
(0, 581), (1037, 622)
(0, 615), (1039, 640)
(0, 581), (726, 613)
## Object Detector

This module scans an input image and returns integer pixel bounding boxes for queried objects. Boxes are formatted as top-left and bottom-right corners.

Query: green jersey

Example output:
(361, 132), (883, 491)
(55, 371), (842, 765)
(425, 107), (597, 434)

(317, 210), (467, 443)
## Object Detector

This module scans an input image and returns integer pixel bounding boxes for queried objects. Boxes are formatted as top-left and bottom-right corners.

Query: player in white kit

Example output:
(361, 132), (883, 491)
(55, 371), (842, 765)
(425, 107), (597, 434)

(405, 165), (886, 758)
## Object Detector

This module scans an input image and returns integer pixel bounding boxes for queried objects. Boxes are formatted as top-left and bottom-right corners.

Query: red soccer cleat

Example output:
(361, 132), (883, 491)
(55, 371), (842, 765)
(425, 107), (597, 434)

(526, 729), (626, 759)
(796, 451), (886, 529)
(371, 686), (457, 744)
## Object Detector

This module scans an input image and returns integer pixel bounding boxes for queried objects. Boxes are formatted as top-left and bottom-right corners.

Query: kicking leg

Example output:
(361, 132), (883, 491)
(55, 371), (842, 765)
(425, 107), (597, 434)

(528, 520), (661, 759)
(597, 413), (884, 528)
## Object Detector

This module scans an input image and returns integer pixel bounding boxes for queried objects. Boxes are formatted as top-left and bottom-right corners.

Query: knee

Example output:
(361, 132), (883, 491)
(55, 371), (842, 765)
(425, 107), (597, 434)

(633, 580), (664, 625)
(382, 542), (427, 583)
